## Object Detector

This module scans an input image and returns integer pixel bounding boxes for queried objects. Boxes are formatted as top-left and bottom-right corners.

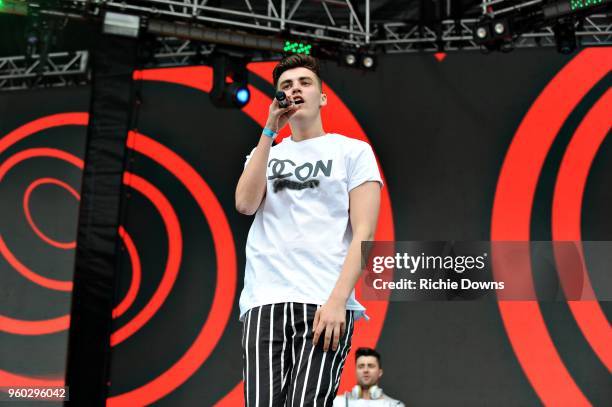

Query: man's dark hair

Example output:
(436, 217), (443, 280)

(355, 347), (382, 368)
(272, 54), (322, 90)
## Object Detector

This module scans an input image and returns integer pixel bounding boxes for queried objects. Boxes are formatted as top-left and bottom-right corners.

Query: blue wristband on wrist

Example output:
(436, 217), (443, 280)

(262, 127), (278, 138)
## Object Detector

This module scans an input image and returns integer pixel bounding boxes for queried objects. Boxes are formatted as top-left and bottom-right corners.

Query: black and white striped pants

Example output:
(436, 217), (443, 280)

(242, 303), (355, 407)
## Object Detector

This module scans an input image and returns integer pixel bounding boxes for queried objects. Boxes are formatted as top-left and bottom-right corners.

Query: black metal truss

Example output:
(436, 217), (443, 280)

(376, 14), (612, 53)
(1, 1), (610, 90)
(0, 50), (88, 90)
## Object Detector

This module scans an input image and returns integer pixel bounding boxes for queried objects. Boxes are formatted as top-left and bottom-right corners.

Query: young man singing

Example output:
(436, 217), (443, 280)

(235, 55), (382, 406)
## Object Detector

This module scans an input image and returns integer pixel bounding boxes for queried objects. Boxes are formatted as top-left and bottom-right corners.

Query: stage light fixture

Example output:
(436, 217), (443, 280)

(26, 33), (38, 45)
(544, 0), (611, 19)
(491, 19), (511, 40)
(475, 26), (489, 40)
(474, 18), (512, 50)
(570, 0), (607, 11)
(494, 22), (505, 35)
(553, 20), (577, 54)
(344, 53), (357, 66)
(24, 2), (42, 61)
(103, 11), (141, 38)
(283, 40), (312, 55)
(0, 0), (25, 15)
(210, 53), (251, 109)
(235, 86), (251, 105)
(339, 50), (376, 71)
(360, 54), (376, 70)
(474, 20), (492, 44)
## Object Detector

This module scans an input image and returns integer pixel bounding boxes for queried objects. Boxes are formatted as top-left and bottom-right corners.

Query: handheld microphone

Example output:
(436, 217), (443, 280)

(275, 91), (291, 108)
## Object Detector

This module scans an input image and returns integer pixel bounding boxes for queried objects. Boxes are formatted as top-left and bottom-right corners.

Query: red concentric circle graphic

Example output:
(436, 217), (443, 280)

(114, 225), (141, 319)
(0, 147), (154, 336)
(491, 47), (611, 406)
(107, 130), (237, 406)
(551, 88), (612, 371)
(0, 114), (237, 407)
(0, 148), (82, 293)
(110, 169), (183, 347)
(23, 177), (80, 250)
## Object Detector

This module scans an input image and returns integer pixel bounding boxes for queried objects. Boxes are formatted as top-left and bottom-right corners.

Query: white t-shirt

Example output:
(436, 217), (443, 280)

(238, 133), (383, 321)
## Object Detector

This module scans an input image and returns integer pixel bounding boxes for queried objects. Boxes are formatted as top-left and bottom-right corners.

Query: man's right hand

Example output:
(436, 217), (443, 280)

(266, 96), (299, 133)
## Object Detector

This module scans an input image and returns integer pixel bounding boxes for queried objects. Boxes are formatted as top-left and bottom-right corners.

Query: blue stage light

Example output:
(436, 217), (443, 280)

(210, 54), (251, 109)
(236, 87), (250, 105)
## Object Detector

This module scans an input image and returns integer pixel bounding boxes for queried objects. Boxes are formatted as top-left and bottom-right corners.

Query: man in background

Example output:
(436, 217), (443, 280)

(334, 348), (405, 407)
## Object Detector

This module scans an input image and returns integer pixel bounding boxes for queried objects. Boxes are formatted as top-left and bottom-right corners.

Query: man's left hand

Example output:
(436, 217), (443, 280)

(312, 297), (346, 352)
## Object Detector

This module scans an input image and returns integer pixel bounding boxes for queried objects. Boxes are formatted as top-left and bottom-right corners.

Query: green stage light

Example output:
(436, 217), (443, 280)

(283, 40), (312, 55)
(0, 0), (28, 15)
(544, 0), (610, 19)
(570, 0), (604, 11)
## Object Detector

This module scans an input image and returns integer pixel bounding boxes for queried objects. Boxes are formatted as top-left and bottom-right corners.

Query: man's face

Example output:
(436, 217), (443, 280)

(276, 67), (327, 121)
(356, 355), (383, 388)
